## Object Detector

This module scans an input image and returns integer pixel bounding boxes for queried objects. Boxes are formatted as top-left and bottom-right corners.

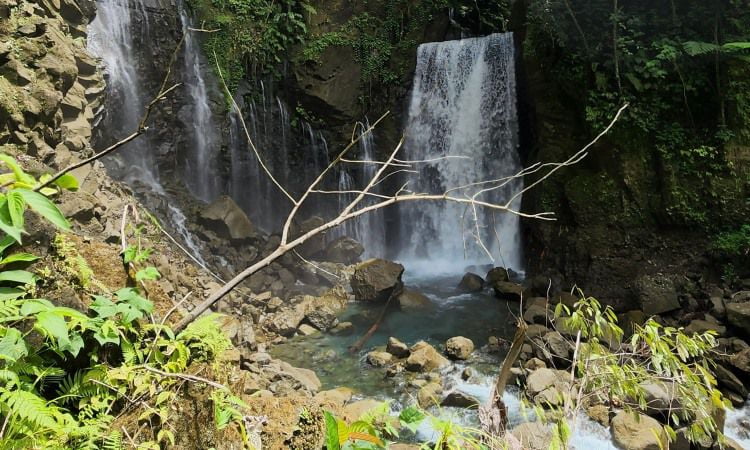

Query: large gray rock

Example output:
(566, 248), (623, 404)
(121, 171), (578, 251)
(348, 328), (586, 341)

(685, 319), (727, 336)
(324, 236), (364, 264)
(351, 259), (404, 302)
(639, 381), (680, 416)
(635, 274), (680, 315)
(305, 306), (339, 331)
(406, 341), (449, 372)
(486, 267), (510, 284)
(445, 336), (474, 360)
(510, 422), (552, 450)
(727, 302), (750, 331)
(386, 337), (410, 358)
(493, 281), (524, 301)
(457, 273), (484, 292)
(526, 368), (558, 396)
(611, 411), (667, 450)
(441, 391), (479, 408)
(198, 195), (255, 241)
(397, 289), (432, 311)
(366, 351), (392, 367)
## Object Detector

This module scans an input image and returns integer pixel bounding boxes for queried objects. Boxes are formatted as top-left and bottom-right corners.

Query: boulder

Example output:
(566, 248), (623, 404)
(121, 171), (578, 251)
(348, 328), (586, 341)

(587, 404), (610, 426)
(406, 341), (450, 372)
(330, 321), (354, 335)
(510, 422), (552, 450)
(366, 351), (393, 367)
(265, 303), (307, 337)
(715, 364), (748, 397)
(726, 302), (750, 331)
(276, 361), (321, 393)
(297, 324), (318, 336)
(493, 281), (524, 301)
(386, 337), (410, 358)
(685, 319), (727, 336)
(524, 358), (547, 370)
(397, 289), (432, 311)
(293, 216), (327, 258)
(445, 336), (474, 360)
(305, 307), (339, 332)
(324, 236), (364, 264)
(538, 331), (571, 365)
(610, 411), (667, 450)
(351, 259), (404, 302)
(314, 387), (353, 408)
(730, 347), (750, 374)
(342, 399), (382, 422)
(526, 368), (558, 396)
(486, 267), (510, 284)
(417, 382), (442, 408)
(457, 272), (484, 292)
(639, 381), (680, 416)
(198, 195), (255, 241)
(441, 391), (479, 408)
(523, 303), (549, 325)
(635, 274), (680, 315)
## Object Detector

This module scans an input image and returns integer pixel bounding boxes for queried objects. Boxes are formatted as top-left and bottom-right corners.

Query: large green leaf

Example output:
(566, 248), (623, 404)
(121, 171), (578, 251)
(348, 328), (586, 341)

(0, 287), (24, 302)
(116, 288), (153, 315)
(0, 270), (36, 285)
(0, 202), (23, 244)
(35, 310), (70, 348)
(5, 191), (25, 229)
(20, 299), (54, 316)
(324, 411), (341, 450)
(15, 189), (70, 231)
(135, 267), (161, 282)
(90, 296), (118, 319)
(0, 253), (38, 266)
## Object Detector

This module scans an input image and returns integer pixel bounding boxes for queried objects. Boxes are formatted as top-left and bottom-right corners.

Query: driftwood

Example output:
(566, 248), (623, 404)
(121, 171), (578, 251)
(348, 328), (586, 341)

(479, 319), (528, 436)
(348, 292), (398, 354)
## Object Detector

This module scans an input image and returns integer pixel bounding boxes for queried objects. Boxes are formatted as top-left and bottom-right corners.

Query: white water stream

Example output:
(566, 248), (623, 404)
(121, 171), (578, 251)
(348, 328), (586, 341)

(399, 33), (523, 273)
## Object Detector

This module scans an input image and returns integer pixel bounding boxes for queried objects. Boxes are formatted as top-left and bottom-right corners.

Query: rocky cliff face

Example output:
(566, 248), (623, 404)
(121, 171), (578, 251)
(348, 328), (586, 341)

(0, 0), (104, 170)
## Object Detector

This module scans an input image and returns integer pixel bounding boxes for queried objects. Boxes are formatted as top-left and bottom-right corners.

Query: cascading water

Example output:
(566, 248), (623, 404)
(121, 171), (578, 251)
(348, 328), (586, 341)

(88, 0), (159, 188)
(178, 4), (221, 202)
(398, 33), (522, 272)
(87, 0), (218, 264)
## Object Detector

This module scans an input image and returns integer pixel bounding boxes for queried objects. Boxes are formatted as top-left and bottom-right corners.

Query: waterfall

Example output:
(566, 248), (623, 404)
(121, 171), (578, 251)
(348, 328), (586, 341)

(87, 0), (217, 264)
(398, 33), (522, 272)
(178, 4), (221, 202)
(88, 0), (159, 188)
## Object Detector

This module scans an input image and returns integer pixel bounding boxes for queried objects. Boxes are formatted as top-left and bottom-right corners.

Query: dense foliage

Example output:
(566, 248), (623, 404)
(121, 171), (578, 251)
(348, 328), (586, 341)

(526, 0), (750, 229)
(0, 157), (248, 449)
(186, 0), (314, 91)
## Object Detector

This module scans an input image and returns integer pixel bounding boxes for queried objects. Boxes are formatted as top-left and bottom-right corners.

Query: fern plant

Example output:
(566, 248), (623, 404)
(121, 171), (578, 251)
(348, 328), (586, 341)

(0, 155), (250, 449)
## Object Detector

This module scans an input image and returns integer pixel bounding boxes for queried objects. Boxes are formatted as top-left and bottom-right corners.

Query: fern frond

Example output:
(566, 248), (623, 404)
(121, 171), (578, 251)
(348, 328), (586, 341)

(0, 387), (59, 431)
(102, 431), (123, 450)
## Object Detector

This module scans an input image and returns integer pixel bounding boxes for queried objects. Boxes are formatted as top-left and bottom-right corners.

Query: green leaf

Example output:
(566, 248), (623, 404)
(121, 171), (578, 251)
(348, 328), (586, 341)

(0, 253), (38, 265)
(0, 287), (24, 301)
(20, 299), (54, 315)
(0, 270), (36, 285)
(59, 333), (84, 356)
(398, 405), (425, 433)
(90, 296), (118, 319)
(0, 235), (16, 257)
(15, 189), (70, 230)
(93, 320), (120, 346)
(35, 310), (70, 348)
(324, 411), (341, 450)
(135, 266), (161, 282)
(5, 191), (25, 229)
(116, 288), (153, 315)
(53, 173), (79, 191)
(0, 155), (35, 186)
(0, 328), (27, 362)
(0, 202), (23, 244)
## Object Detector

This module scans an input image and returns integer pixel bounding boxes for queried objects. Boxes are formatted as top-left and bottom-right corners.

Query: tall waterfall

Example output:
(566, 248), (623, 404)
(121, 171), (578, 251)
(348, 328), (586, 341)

(178, 4), (221, 202)
(398, 33), (522, 272)
(88, 0), (159, 188)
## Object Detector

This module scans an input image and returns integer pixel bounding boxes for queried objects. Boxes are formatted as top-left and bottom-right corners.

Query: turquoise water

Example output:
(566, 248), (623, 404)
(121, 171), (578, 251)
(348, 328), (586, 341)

(271, 272), (517, 399)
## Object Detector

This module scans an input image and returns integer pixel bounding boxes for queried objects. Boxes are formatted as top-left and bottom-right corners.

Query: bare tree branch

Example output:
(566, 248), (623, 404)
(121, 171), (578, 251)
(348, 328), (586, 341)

(173, 102), (628, 331)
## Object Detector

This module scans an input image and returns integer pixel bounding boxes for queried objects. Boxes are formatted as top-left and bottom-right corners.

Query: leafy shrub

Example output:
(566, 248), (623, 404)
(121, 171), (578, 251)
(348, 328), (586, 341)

(0, 156), (248, 449)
